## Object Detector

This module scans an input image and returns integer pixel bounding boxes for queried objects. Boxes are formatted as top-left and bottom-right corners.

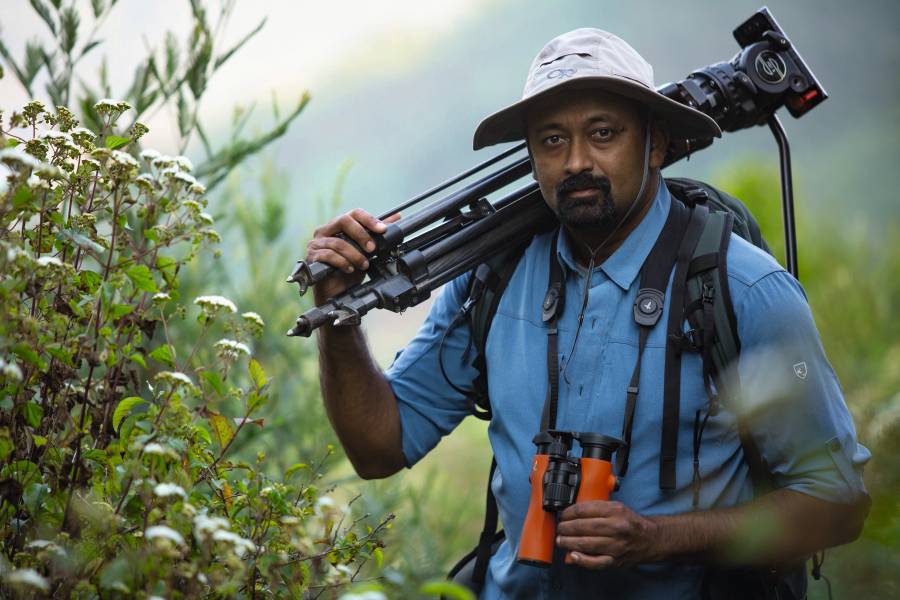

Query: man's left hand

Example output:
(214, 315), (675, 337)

(556, 500), (660, 569)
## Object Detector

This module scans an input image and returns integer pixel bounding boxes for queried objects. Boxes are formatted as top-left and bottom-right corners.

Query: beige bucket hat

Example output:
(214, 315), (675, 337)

(472, 28), (722, 150)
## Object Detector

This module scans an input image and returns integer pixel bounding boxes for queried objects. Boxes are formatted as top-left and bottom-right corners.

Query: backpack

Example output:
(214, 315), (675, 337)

(444, 178), (811, 599)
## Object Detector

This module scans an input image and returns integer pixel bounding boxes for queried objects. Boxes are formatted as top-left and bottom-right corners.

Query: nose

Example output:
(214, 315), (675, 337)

(564, 135), (592, 175)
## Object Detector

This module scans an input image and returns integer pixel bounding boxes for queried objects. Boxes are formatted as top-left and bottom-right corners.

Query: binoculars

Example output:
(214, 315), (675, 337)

(518, 430), (624, 567)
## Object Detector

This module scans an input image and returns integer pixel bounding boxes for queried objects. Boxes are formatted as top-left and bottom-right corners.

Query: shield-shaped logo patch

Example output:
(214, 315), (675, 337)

(793, 361), (808, 380)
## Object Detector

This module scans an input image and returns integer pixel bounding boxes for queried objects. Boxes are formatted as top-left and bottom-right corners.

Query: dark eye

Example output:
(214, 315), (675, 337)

(591, 127), (614, 141)
(542, 134), (564, 147)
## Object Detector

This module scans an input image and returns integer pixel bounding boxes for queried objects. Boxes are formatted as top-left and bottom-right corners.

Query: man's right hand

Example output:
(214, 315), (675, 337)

(306, 209), (407, 480)
(305, 209), (401, 305)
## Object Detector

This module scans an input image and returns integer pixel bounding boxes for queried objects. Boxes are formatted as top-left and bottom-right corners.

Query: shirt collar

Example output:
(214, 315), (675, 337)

(556, 178), (672, 291)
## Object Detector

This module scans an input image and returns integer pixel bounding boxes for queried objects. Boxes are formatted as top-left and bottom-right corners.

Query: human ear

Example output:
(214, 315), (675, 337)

(648, 121), (670, 170)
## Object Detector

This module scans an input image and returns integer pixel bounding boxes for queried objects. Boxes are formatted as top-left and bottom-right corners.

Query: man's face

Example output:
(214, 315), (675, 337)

(526, 89), (661, 232)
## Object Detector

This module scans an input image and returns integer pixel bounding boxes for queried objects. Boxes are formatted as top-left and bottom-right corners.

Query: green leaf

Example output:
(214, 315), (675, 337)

(22, 401), (43, 428)
(13, 343), (47, 371)
(90, 0), (105, 18)
(373, 547), (384, 568)
(214, 17), (267, 69)
(13, 186), (33, 209)
(79, 269), (102, 292)
(0, 436), (13, 461)
(23, 482), (49, 516)
(248, 358), (266, 389)
(125, 264), (157, 293)
(200, 371), (225, 396)
(208, 412), (233, 448)
(419, 581), (476, 600)
(194, 424), (211, 445)
(129, 352), (147, 368)
(285, 463), (308, 479)
(104, 135), (130, 150)
(58, 229), (105, 254)
(247, 391), (266, 413)
(110, 303), (134, 320)
(29, 0), (57, 35)
(5, 139), (20, 148)
(31, 435), (48, 448)
(83, 448), (106, 463)
(149, 344), (176, 368)
(113, 397), (147, 433)
(59, 6), (80, 54)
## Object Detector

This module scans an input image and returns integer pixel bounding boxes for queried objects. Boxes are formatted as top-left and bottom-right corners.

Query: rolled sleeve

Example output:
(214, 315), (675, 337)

(384, 274), (478, 467)
(734, 270), (870, 503)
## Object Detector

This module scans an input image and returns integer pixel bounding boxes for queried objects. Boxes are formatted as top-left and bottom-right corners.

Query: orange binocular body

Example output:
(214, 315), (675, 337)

(517, 431), (623, 567)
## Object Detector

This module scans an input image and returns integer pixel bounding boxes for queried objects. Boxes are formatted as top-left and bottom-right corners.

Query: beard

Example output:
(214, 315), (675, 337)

(552, 172), (618, 230)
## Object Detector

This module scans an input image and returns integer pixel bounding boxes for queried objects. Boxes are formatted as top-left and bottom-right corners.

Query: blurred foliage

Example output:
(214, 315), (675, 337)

(711, 161), (900, 599)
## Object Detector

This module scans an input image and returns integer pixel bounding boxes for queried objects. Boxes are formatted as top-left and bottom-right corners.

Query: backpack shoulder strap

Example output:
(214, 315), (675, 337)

(466, 239), (531, 420)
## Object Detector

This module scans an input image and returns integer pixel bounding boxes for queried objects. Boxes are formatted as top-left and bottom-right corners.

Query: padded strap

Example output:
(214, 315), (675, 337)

(660, 203), (710, 490)
(616, 198), (688, 476)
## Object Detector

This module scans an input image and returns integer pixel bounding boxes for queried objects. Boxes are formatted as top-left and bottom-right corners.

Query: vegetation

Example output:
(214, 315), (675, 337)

(0, 1), (896, 599)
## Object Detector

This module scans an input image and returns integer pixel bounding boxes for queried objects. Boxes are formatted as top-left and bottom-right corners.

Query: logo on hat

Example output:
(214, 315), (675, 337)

(547, 68), (577, 80)
(793, 361), (808, 380)
(755, 50), (787, 84)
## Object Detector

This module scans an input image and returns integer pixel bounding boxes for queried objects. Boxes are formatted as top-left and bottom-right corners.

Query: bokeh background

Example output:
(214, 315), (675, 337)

(3, 0), (898, 597)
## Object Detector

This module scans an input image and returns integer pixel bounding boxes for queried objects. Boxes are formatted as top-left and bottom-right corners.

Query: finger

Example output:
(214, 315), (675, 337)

(382, 212), (402, 224)
(307, 248), (355, 274)
(340, 212), (379, 252)
(311, 238), (370, 271)
(349, 208), (388, 236)
(568, 551), (615, 570)
(559, 500), (623, 522)
(556, 534), (618, 555)
(556, 517), (621, 538)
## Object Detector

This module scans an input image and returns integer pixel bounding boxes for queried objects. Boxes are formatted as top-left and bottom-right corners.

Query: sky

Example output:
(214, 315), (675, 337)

(1, 0), (487, 149)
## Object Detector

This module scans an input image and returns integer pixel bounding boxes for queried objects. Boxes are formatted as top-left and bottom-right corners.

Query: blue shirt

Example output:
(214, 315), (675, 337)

(385, 179), (869, 599)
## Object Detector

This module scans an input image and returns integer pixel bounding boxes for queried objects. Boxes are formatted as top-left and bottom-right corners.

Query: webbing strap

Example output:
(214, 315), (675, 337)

(660, 204), (710, 490)
(617, 325), (649, 477)
(472, 458), (500, 589)
(616, 198), (688, 476)
(541, 231), (564, 431)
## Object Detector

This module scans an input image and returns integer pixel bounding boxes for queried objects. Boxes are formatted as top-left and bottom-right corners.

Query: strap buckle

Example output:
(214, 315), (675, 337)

(542, 285), (561, 323)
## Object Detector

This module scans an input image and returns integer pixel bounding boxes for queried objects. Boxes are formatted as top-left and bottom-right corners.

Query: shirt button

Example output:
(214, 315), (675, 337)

(829, 438), (842, 452)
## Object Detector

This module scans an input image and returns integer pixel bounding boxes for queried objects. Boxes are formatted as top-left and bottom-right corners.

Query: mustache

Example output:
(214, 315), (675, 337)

(555, 173), (612, 197)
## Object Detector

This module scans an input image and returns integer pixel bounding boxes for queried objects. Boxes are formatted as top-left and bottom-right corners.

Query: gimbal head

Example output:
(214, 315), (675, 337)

(286, 7), (826, 338)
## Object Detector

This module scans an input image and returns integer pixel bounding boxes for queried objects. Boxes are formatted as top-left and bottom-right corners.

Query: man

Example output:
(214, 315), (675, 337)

(306, 29), (870, 598)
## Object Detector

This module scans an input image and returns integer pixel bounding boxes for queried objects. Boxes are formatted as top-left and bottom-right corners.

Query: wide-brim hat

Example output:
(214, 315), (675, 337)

(473, 28), (722, 150)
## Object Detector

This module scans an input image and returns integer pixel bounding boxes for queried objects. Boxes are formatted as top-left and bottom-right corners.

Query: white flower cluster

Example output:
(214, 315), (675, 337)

(155, 371), (196, 388)
(0, 357), (23, 381)
(40, 130), (80, 154)
(110, 149), (139, 169)
(193, 512), (256, 557)
(140, 148), (161, 163)
(35, 255), (64, 268)
(242, 312), (265, 328)
(141, 442), (178, 459)
(93, 98), (133, 113)
(214, 338), (251, 358)
(154, 482), (187, 498)
(194, 295), (237, 314)
(0, 146), (42, 169)
(4, 568), (50, 592)
(145, 524), (185, 546)
(339, 592), (388, 600)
